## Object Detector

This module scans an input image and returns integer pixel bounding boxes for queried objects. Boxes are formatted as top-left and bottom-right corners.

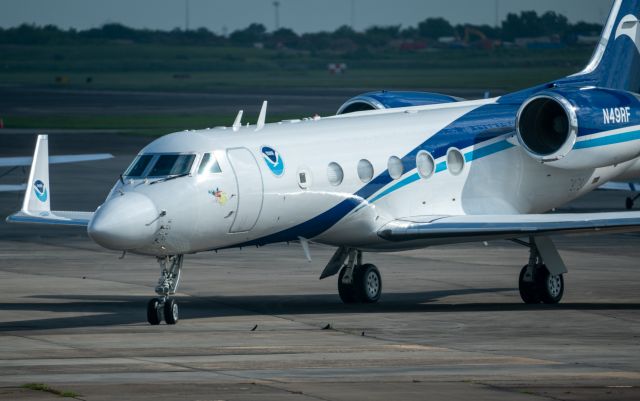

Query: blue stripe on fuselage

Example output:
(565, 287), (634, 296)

(574, 129), (640, 149)
(226, 103), (520, 248)
(368, 139), (515, 204)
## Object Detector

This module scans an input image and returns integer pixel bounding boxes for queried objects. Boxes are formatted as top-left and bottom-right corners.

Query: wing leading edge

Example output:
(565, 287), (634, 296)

(378, 212), (640, 243)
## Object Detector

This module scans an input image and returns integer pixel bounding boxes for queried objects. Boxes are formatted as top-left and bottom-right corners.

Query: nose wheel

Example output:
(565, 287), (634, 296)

(147, 255), (183, 325)
(147, 297), (179, 325)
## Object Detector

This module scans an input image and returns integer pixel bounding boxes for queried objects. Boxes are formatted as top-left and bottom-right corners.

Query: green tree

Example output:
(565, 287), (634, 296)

(418, 17), (454, 39)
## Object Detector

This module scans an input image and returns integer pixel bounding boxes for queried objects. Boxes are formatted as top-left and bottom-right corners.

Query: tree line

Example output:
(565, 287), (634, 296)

(0, 10), (603, 50)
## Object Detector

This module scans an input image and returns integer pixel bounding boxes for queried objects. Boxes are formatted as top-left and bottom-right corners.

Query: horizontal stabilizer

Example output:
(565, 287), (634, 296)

(379, 212), (640, 243)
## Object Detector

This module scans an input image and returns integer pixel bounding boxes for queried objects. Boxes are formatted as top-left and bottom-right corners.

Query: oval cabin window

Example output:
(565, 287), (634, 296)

(416, 151), (435, 179)
(388, 156), (403, 180)
(327, 162), (344, 186)
(357, 159), (374, 183)
(447, 148), (465, 175)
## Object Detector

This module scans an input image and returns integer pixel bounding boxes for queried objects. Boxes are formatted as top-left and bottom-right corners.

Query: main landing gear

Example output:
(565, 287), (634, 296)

(321, 248), (382, 304)
(515, 237), (566, 304)
(147, 255), (183, 325)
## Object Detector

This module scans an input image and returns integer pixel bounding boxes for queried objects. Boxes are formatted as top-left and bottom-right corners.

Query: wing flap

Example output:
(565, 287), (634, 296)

(379, 212), (640, 242)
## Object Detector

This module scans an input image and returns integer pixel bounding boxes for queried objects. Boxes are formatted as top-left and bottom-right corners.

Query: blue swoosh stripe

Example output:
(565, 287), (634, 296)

(369, 173), (420, 204)
(370, 139), (514, 204)
(574, 130), (640, 149)
(225, 103), (519, 249)
(464, 140), (515, 162)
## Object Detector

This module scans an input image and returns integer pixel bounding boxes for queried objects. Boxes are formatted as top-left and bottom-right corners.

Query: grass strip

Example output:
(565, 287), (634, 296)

(22, 383), (81, 398)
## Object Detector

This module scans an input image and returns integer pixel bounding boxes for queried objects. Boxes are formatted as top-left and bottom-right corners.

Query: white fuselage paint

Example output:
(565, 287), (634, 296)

(103, 98), (639, 256)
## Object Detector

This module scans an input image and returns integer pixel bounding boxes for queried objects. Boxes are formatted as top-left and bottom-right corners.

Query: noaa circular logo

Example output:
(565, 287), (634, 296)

(33, 179), (48, 202)
(261, 146), (284, 176)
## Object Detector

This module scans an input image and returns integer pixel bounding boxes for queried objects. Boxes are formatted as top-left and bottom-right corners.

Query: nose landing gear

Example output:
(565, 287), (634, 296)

(147, 255), (183, 325)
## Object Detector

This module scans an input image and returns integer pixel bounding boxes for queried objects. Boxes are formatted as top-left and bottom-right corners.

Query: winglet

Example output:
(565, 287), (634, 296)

(232, 110), (243, 132)
(256, 101), (267, 131)
(22, 135), (50, 214)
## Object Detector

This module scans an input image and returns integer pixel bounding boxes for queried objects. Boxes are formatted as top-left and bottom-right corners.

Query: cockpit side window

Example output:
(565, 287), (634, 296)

(148, 154), (196, 177)
(124, 154), (153, 177)
(197, 153), (222, 175)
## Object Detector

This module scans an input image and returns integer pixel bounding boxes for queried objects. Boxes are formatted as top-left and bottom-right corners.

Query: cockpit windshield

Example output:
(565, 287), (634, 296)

(124, 155), (154, 178)
(123, 153), (196, 178)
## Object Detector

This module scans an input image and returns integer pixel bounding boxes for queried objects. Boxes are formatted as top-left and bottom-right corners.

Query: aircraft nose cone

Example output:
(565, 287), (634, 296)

(88, 192), (160, 250)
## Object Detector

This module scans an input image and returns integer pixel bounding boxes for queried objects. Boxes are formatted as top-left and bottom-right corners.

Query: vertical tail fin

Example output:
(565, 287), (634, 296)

(569, 0), (640, 92)
(22, 135), (51, 214)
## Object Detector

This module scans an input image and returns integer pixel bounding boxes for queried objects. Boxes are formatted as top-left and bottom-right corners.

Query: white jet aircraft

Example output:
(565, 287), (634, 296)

(8, 0), (640, 325)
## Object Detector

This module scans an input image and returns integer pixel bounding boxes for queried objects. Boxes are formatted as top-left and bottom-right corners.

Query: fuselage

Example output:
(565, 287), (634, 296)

(87, 94), (640, 256)
(84, 90), (635, 255)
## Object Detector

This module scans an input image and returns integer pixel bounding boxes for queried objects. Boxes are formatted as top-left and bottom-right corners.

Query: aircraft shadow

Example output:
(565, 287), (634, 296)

(1, 288), (639, 332)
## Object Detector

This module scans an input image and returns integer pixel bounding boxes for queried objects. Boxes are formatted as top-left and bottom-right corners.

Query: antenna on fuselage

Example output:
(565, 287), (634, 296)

(256, 101), (268, 131)
(232, 110), (243, 131)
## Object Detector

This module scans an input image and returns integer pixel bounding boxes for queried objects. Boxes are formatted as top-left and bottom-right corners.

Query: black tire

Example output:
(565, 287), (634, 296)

(147, 298), (161, 325)
(338, 266), (357, 304)
(626, 197), (634, 210)
(164, 298), (179, 325)
(519, 265), (540, 304)
(535, 265), (564, 304)
(353, 264), (382, 304)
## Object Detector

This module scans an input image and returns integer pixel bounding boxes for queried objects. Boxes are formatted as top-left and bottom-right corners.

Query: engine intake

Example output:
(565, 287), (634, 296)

(515, 87), (640, 170)
(516, 94), (578, 162)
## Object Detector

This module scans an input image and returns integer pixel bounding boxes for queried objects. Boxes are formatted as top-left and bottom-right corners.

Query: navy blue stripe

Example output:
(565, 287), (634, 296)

(227, 103), (520, 248)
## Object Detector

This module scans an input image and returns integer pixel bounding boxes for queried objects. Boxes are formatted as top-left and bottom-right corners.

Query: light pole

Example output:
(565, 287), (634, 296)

(273, 1), (280, 31)
(350, 0), (356, 30)
(185, 0), (190, 31)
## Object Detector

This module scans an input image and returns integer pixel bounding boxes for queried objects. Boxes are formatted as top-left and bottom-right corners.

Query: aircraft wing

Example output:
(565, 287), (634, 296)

(0, 153), (113, 192)
(0, 153), (113, 167)
(5, 135), (95, 227)
(0, 184), (26, 192)
(378, 212), (640, 243)
(598, 182), (640, 191)
(7, 210), (93, 226)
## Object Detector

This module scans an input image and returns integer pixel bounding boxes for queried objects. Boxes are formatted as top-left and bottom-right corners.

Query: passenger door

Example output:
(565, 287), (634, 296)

(226, 148), (264, 233)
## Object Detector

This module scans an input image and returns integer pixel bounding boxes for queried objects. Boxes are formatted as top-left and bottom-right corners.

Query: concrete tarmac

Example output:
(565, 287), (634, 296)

(0, 132), (639, 401)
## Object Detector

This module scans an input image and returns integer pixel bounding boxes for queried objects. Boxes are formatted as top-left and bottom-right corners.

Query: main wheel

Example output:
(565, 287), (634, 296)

(164, 298), (179, 325)
(353, 264), (382, 304)
(338, 266), (357, 304)
(535, 265), (564, 304)
(518, 265), (540, 304)
(147, 298), (161, 325)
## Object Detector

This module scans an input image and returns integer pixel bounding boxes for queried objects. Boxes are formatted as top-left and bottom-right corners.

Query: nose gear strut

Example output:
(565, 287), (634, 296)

(147, 255), (183, 325)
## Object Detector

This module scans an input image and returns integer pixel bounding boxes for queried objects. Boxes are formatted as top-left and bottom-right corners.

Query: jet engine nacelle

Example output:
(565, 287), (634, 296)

(516, 87), (640, 170)
(337, 91), (462, 115)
